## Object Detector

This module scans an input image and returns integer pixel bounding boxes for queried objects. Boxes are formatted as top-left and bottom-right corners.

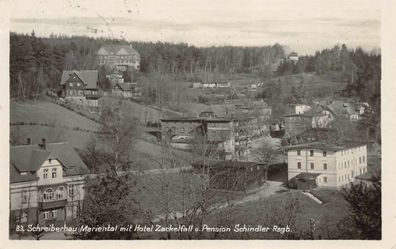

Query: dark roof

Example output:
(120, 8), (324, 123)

(294, 173), (321, 181)
(209, 161), (262, 169)
(60, 70), (98, 89)
(97, 45), (140, 57)
(285, 141), (367, 152)
(199, 105), (236, 118)
(161, 117), (204, 122)
(10, 142), (90, 184)
(355, 172), (373, 181)
(161, 117), (231, 123)
(116, 83), (137, 91)
(284, 114), (313, 118)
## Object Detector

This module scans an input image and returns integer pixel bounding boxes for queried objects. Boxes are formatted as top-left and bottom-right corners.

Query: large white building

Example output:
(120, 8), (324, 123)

(97, 45), (140, 70)
(10, 139), (89, 229)
(287, 142), (368, 189)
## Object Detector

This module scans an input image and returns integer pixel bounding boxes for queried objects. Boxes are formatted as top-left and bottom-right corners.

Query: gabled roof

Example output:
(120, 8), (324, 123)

(211, 161), (262, 169)
(60, 70), (98, 89)
(97, 45), (140, 57)
(285, 141), (367, 152)
(191, 160), (262, 169)
(116, 82), (137, 91)
(199, 105), (236, 118)
(294, 172), (321, 181)
(10, 142), (90, 184)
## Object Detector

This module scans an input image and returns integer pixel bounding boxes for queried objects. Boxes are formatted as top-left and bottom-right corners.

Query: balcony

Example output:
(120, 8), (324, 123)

(38, 199), (67, 210)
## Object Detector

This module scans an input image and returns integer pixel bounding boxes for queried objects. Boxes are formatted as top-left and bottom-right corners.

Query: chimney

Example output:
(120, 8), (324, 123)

(27, 138), (31, 145)
(40, 138), (46, 150)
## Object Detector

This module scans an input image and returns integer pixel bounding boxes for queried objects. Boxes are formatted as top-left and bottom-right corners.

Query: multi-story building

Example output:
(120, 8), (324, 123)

(9, 139), (89, 229)
(59, 70), (100, 107)
(96, 45), (140, 71)
(287, 142), (368, 189)
(161, 117), (235, 160)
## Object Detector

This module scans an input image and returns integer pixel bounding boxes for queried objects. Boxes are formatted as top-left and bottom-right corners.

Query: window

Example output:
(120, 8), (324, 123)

(69, 185), (75, 197)
(360, 168), (362, 174)
(297, 150), (301, 156)
(257, 166), (260, 170)
(297, 162), (301, 169)
(51, 210), (57, 219)
(43, 189), (55, 201)
(359, 157), (362, 164)
(56, 187), (64, 200)
(309, 150), (314, 156)
(43, 211), (49, 220)
(323, 177), (327, 183)
(43, 169), (48, 179)
(323, 151), (327, 157)
(77, 83), (81, 87)
(180, 128), (185, 133)
(363, 156), (365, 163)
(52, 168), (57, 178)
(323, 163), (327, 170)
(69, 83), (73, 87)
(310, 162), (314, 170)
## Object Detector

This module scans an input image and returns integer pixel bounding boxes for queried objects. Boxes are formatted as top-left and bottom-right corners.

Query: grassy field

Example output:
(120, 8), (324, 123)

(204, 189), (348, 239)
(10, 100), (195, 170)
(10, 101), (100, 130)
(99, 96), (182, 123)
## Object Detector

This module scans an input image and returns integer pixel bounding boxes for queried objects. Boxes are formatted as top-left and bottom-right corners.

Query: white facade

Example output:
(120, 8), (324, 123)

(295, 104), (311, 114)
(288, 145), (368, 189)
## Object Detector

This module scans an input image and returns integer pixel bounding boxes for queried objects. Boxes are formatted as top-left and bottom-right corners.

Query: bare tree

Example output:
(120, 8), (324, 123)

(251, 139), (282, 183)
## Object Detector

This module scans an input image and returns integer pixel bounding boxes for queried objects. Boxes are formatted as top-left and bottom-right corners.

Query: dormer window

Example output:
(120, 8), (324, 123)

(52, 168), (57, 178)
(43, 169), (48, 179)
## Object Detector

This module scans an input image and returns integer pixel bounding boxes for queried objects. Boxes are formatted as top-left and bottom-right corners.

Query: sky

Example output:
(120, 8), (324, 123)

(9, 0), (381, 55)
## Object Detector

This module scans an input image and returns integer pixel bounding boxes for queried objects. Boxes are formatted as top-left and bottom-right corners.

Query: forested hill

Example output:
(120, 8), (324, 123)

(277, 44), (381, 114)
(10, 31), (380, 115)
(10, 32), (286, 100)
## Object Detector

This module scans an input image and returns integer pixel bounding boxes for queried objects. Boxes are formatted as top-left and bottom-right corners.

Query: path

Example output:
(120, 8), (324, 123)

(301, 191), (323, 204)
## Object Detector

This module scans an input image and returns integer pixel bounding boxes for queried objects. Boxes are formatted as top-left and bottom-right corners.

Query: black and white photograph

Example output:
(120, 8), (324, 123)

(4, 0), (390, 243)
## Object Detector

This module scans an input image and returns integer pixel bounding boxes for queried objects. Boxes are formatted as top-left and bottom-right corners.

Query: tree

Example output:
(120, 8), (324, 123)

(251, 139), (282, 183)
(99, 103), (141, 169)
(73, 103), (147, 239)
(337, 172), (381, 239)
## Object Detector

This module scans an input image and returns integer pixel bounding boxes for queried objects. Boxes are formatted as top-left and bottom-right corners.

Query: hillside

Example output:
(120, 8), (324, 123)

(10, 100), (194, 170)
(10, 101), (100, 130)
(274, 73), (344, 99)
(99, 96), (182, 123)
